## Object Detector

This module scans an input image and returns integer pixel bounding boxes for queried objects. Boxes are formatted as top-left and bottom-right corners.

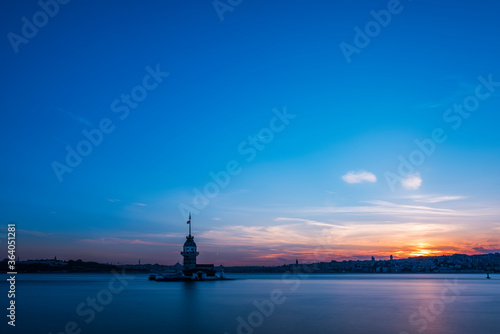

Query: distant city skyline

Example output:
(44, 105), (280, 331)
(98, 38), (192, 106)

(1, 0), (500, 266)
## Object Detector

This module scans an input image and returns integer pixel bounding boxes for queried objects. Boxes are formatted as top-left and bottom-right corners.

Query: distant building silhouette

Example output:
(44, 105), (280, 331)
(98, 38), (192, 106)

(173, 262), (183, 271)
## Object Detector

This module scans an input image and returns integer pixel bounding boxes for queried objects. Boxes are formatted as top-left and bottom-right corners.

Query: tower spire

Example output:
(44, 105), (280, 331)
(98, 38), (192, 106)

(181, 212), (198, 271)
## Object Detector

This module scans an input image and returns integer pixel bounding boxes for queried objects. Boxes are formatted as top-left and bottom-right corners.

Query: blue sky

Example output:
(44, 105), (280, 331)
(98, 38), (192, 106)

(1, 0), (499, 265)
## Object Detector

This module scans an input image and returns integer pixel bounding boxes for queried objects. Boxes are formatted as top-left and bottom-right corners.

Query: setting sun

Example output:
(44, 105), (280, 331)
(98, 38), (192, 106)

(408, 249), (443, 257)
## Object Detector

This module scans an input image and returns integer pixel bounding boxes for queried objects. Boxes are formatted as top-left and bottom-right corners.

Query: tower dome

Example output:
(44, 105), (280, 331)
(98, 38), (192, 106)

(183, 235), (197, 248)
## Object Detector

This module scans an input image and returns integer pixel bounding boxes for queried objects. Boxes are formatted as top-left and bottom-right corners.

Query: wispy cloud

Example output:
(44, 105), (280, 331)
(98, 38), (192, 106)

(401, 172), (422, 190)
(132, 202), (147, 207)
(107, 199), (121, 203)
(68, 112), (93, 127)
(81, 237), (167, 246)
(129, 233), (185, 239)
(0, 226), (53, 237)
(274, 217), (346, 228)
(200, 224), (315, 247)
(342, 171), (377, 184)
(409, 195), (467, 203)
(288, 200), (467, 217)
(58, 107), (94, 127)
(473, 246), (500, 253)
(19, 229), (53, 237)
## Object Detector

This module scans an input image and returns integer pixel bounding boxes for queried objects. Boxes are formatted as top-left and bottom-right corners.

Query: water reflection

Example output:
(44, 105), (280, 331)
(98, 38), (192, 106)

(179, 282), (200, 333)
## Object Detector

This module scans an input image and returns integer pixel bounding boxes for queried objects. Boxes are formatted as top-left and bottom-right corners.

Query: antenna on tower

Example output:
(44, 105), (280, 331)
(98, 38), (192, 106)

(187, 212), (192, 237)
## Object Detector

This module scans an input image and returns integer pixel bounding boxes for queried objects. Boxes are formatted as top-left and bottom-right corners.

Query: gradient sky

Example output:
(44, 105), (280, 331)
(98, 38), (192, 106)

(1, 0), (500, 265)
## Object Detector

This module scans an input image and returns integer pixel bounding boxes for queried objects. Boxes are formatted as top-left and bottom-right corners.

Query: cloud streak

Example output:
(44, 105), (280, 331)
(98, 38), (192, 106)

(342, 171), (377, 184)
(81, 237), (167, 246)
(287, 200), (468, 217)
(409, 195), (467, 203)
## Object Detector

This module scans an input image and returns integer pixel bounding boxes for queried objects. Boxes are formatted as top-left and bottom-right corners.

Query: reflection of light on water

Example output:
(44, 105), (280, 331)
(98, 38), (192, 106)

(399, 277), (468, 334)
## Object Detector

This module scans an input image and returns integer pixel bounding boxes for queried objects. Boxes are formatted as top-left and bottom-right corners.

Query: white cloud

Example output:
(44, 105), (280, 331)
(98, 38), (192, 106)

(132, 202), (147, 206)
(402, 173), (422, 190)
(342, 171), (377, 184)
(410, 195), (467, 203)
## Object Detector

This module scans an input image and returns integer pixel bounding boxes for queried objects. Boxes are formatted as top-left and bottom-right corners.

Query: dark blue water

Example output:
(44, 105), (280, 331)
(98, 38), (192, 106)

(1, 273), (499, 334)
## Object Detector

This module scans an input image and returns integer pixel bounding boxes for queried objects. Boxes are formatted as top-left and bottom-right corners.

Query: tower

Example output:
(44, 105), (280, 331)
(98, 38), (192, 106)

(180, 213), (199, 270)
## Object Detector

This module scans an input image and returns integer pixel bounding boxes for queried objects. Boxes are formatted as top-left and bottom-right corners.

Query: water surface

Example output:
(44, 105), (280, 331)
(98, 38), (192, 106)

(1, 273), (498, 334)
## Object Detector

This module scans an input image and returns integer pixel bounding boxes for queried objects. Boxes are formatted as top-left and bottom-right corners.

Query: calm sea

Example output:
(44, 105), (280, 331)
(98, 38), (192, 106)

(1, 273), (498, 334)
